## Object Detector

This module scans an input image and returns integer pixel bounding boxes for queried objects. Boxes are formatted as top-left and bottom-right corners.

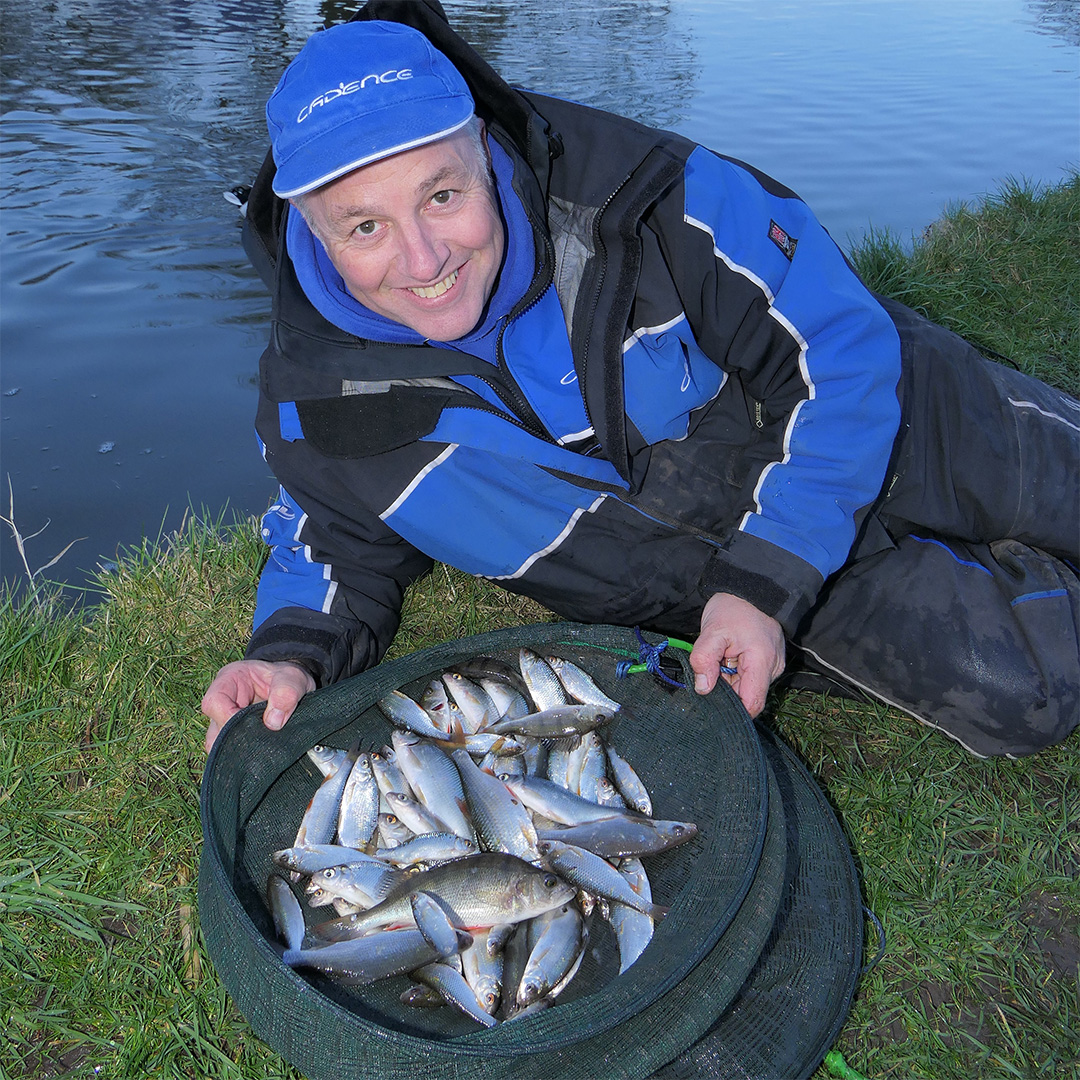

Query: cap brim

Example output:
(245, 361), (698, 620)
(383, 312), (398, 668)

(272, 109), (473, 199)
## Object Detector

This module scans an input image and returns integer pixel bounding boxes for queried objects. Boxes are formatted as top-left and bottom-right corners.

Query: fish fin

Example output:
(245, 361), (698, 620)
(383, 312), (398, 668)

(433, 717), (468, 750)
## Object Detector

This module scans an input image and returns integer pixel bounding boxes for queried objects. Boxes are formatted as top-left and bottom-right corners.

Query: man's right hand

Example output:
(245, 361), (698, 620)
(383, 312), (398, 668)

(202, 659), (316, 753)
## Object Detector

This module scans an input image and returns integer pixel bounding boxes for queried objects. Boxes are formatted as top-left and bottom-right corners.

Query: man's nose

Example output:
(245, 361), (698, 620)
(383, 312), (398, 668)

(396, 220), (447, 282)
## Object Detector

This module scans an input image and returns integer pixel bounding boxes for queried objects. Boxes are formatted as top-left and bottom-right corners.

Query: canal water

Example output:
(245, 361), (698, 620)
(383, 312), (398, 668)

(1, 0), (1077, 598)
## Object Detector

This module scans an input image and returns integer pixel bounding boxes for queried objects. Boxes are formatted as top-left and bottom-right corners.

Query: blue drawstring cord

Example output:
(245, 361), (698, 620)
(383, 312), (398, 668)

(614, 627), (737, 688)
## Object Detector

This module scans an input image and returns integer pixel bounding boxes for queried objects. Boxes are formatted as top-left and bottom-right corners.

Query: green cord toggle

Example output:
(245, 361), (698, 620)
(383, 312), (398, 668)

(824, 1050), (870, 1080)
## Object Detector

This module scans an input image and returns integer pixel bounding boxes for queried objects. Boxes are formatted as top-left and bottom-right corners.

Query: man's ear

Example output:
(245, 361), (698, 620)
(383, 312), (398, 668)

(477, 119), (493, 170)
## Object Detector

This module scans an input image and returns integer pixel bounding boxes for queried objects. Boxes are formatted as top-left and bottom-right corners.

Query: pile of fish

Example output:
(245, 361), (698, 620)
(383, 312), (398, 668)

(266, 648), (699, 1027)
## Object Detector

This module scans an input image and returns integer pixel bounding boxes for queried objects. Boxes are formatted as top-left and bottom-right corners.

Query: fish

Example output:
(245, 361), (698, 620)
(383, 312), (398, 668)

(518, 649), (568, 711)
(451, 748), (541, 863)
(606, 745), (653, 816)
(546, 655), (622, 712)
(391, 731), (476, 842)
(267, 643), (699, 1025)
(374, 833), (479, 867)
(272, 844), (384, 877)
(536, 840), (669, 920)
(442, 672), (500, 734)
(608, 857), (655, 973)
(515, 902), (587, 1008)
(412, 961), (499, 1027)
(337, 752), (380, 850)
(306, 744), (349, 778)
(267, 874), (306, 953)
(384, 791), (454, 837)
(500, 774), (631, 826)
(310, 852), (576, 941)
(305, 861), (407, 909)
(486, 703), (615, 740)
(285, 925), (472, 986)
(377, 689), (452, 741)
(535, 816), (697, 859)
(293, 744), (360, 848)
(460, 927), (505, 1016)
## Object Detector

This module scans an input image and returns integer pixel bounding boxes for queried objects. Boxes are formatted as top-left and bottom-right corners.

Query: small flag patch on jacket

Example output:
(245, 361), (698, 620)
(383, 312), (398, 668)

(768, 220), (798, 260)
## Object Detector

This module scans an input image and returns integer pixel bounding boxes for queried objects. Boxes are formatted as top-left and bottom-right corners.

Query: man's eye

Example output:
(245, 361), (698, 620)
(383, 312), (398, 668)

(431, 190), (454, 205)
(355, 220), (378, 236)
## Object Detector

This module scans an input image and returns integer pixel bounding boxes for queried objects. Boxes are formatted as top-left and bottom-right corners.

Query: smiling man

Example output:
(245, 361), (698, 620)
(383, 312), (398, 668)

(289, 119), (504, 342)
(202, 3), (1078, 759)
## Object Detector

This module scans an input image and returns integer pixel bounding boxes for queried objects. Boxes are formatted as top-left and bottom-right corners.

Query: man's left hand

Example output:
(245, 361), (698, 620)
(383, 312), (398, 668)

(690, 592), (786, 717)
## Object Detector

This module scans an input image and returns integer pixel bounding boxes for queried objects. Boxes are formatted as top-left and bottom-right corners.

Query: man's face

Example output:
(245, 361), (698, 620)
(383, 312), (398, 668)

(295, 125), (505, 341)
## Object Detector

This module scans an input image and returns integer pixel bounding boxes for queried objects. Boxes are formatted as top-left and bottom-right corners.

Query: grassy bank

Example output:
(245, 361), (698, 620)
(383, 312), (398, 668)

(3, 174), (1078, 1080)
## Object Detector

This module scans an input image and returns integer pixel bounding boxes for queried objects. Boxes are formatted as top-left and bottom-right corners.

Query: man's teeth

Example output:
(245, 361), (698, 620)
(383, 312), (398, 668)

(409, 269), (459, 299)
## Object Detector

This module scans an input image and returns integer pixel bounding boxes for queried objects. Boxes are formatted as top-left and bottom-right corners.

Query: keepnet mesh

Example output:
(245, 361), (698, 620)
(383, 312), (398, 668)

(200, 624), (769, 1080)
(199, 622), (863, 1080)
(650, 730), (864, 1079)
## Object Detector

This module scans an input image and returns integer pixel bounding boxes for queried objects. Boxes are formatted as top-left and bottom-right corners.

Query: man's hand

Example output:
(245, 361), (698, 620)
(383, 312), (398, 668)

(690, 592), (786, 717)
(202, 659), (316, 753)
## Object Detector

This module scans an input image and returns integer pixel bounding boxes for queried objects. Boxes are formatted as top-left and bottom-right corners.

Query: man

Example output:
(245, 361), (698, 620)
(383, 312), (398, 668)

(203, 2), (1078, 758)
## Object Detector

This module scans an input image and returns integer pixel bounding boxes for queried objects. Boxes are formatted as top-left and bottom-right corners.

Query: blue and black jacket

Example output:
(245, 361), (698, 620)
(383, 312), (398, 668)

(240, 0), (903, 687)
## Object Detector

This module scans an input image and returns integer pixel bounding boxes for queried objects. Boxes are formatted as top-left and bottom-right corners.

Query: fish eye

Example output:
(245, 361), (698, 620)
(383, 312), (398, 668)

(324, 867), (337, 878)
(672, 825), (686, 836)
(543, 874), (559, 889)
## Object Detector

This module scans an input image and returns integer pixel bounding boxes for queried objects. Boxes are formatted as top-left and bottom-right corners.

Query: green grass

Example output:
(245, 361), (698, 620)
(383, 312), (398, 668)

(2, 175), (1078, 1080)
(850, 173), (1080, 394)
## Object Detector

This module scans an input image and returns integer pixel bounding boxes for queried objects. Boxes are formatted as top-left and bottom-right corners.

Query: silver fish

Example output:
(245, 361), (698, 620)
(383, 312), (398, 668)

(412, 961), (499, 1027)
(337, 752), (380, 850)
(479, 678), (531, 722)
(311, 852), (576, 941)
(442, 672), (499, 734)
(594, 776), (629, 810)
(285, 925), (471, 985)
(378, 690), (454, 740)
(606, 745), (653, 816)
(419, 678), (453, 731)
(461, 928), (504, 1016)
(545, 656), (622, 712)
(375, 833), (479, 867)
(391, 731), (475, 842)
(609, 857), (655, 973)
(267, 874), (306, 952)
(306, 745), (349, 778)
(371, 749), (413, 803)
(452, 749), (541, 863)
(385, 790), (453, 837)
(400, 983), (448, 1008)
(293, 745), (360, 848)
(575, 730), (609, 802)
(518, 648), (568, 711)
(536, 816), (697, 859)
(516, 902), (587, 1008)
(377, 812), (415, 849)
(306, 861), (405, 909)
(272, 844), (383, 877)
(486, 704), (615, 740)
(536, 840), (668, 919)
(501, 774), (631, 826)
(411, 890), (462, 957)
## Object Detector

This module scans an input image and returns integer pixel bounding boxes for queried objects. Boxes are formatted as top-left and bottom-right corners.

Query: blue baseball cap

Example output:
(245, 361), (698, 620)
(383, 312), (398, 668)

(267, 21), (475, 199)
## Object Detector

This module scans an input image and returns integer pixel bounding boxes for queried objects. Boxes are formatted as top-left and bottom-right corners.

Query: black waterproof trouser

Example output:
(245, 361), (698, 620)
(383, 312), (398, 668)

(793, 302), (1079, 757)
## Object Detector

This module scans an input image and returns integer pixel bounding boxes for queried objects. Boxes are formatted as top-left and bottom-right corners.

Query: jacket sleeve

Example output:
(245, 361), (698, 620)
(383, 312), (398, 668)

(243, 430), (434, 687)
(666, 148), (903, 633)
